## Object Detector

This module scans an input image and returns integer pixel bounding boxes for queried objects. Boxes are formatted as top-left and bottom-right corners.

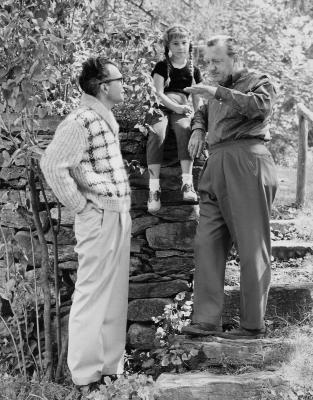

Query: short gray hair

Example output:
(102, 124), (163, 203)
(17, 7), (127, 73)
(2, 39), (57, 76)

(207, 35), (239, 59)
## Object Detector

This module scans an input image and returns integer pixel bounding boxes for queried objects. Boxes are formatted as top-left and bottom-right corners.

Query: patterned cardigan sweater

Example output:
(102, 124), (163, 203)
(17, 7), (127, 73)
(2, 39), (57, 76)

(40, 93), (131, 214)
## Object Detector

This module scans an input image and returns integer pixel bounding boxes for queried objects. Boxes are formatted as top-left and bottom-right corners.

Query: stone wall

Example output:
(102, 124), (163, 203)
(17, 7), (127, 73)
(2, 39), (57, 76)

(0, 116), (202, 349)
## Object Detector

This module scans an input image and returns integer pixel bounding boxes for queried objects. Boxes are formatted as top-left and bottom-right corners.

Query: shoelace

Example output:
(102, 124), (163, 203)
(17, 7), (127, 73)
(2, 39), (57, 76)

(182, 183), (195, 193)
(148, 190), (161, 202)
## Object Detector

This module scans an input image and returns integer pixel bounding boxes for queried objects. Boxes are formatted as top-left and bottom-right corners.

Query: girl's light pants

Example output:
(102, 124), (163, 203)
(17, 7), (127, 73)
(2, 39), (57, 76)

(67, 205), (131, 385)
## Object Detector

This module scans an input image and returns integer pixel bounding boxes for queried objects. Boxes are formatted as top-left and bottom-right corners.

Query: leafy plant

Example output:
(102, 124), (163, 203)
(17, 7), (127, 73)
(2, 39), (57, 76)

(85, 374), (157, 400)
(134, 292), (199, 377)
(0, 218), (51, 380)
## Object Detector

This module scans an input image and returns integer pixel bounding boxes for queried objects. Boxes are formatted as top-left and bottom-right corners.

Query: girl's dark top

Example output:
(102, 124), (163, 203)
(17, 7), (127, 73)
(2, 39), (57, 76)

(152, 60), (202, 96)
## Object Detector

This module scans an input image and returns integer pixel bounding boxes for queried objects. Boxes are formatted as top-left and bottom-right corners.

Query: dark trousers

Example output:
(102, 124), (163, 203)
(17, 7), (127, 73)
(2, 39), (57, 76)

(192, 139), (278, 330)
(146, 111), (193, 165)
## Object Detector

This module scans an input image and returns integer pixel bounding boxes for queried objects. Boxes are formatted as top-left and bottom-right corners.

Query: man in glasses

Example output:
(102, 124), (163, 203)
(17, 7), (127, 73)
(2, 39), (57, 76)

(183, 36), (278, 339)
(41, 57), (131, 392)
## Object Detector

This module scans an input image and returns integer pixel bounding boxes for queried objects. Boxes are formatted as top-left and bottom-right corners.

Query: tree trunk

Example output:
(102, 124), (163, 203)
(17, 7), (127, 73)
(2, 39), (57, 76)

(28, 160), (53, 379)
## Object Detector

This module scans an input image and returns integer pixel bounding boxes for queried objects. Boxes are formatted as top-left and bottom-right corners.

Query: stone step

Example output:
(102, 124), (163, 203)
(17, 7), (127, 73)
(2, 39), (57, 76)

(223, 282), (313, 324)
(272, 240), (313, 259)
(270, 219), (296, 234)
(156, 370), (291, 400)
(176, 335), (293, 367)
(226, 262), (313, 286)
(126, 283), (313, 327)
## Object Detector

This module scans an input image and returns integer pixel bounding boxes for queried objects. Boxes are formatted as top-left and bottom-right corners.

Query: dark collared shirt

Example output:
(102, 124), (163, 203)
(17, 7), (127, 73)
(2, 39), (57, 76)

(191, 69), (277, 147)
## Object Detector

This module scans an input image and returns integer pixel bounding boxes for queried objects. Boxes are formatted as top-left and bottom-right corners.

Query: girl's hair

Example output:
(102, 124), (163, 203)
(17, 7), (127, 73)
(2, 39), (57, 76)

(163, 25), (195, 87)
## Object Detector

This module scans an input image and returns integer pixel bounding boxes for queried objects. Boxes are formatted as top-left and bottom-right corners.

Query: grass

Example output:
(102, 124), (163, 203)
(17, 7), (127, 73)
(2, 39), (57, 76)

(271, 161), (313, 396)
(275, 164), (313, 208)
(273, 164), (313, 239)
(281, 329), (313, 389)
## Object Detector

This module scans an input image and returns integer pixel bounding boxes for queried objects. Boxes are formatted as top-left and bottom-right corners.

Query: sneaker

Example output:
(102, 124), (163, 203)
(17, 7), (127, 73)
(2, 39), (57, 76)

(181, 322), (222, 337)
(101, 374), (119, 385)
(219, 327), (266, 340)
(147, 190), (161, 212)
(182, 183), (197, 202)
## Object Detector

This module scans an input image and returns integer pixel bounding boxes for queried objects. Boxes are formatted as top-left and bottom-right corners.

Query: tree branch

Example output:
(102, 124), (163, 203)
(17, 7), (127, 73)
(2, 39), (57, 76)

(124, 0), (155, 20)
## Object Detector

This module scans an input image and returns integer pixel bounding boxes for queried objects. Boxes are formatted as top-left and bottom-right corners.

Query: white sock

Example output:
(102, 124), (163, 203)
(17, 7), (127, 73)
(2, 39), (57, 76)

(149, 178), (160, 191)
(182, 173), (193, 186)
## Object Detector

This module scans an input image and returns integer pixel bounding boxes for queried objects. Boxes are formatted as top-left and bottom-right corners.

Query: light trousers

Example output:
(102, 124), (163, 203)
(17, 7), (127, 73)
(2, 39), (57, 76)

(193, 139), (278, 330)
(68, 204), (131, 385)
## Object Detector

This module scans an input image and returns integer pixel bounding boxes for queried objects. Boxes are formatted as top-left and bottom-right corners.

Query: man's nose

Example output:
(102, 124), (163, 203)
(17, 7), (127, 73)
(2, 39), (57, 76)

(209, 64), (217, 72)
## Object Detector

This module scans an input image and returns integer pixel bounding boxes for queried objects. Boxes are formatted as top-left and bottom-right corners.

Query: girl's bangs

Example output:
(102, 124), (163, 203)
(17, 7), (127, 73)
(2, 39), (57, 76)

(169, 32), (189, 42)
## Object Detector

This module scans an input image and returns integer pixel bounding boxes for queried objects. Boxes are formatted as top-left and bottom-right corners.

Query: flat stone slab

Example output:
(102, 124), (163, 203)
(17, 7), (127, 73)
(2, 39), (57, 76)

(129, 279), (189, 299)
(0, 204), (34, 229)
(128, 298), (172, 321)
(272, 240), (313, 259)
(48, 244), (77, 262)
(270, 219), (296, 234)
(146, 221), (197, 251)
(150, 256), (195, 276)
(155, 250), (192, 258)
(45, 226), (76, 245)
(50, 207), (75, 226)
(0, 166), (26, 181)
(177, 335), (293, 367)
(14, 231), (42, 266)
(226, 261), (313, 286)
(58, 260), (78, 270)
(156, 370), (291, 400)
(223, 283), (313, 324)
(131, 215), (160, 236)
(151, 204), (199, 222)
(0, 189), (27, 205)
(127, 323), (156, 350)
(131, 237), (147, 253)
(39, 188), (55, 203)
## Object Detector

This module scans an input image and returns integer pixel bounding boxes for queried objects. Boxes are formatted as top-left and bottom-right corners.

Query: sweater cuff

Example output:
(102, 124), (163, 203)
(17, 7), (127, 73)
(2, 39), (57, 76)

(192, 123), (206, 133)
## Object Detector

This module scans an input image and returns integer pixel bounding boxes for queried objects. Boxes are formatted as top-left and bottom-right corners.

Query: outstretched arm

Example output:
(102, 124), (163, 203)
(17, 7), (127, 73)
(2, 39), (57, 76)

(185, 78), (276, 119)
(214, 78), (275, 119)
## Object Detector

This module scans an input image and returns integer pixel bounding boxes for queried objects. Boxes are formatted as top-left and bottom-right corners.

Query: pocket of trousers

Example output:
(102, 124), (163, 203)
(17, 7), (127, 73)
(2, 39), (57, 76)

(75, 204), (103, 232)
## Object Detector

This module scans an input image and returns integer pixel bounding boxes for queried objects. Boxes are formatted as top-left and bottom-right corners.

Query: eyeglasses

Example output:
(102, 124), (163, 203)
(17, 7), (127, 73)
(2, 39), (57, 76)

(99, 77), (124, 84)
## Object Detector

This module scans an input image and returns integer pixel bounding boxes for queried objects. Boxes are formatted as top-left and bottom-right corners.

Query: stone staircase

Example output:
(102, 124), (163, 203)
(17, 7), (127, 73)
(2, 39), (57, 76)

(154, 218), (313, 399)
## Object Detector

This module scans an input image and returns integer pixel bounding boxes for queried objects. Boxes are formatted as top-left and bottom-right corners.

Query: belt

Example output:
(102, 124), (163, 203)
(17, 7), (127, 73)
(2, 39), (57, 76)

(209, 138), (266, 152)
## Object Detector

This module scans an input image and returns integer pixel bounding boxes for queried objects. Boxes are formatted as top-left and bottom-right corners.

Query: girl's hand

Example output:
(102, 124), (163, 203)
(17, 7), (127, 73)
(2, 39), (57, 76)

(175, 104), (192, 115)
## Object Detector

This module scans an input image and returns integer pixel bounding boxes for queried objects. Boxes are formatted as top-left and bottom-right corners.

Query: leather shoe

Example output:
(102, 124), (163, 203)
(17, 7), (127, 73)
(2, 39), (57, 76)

(181, 322), (222, 337)
(219, 327), (266, 339)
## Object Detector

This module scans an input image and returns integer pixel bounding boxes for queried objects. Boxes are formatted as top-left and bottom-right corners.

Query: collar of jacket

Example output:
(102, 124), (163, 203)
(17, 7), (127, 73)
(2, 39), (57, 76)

(80, 93), (119, 135)
(221, 68), (249, 88)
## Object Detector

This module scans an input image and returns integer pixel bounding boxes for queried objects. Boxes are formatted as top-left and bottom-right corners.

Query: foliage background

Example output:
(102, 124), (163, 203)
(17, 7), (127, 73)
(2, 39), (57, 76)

(1, 0), (313, 164)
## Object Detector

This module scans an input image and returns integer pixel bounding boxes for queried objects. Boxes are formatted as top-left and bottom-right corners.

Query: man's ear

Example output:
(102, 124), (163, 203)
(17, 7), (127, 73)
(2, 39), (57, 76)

(233, 54), (239, 66)
(99, 82), (109, 95)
